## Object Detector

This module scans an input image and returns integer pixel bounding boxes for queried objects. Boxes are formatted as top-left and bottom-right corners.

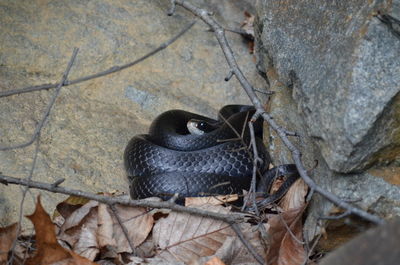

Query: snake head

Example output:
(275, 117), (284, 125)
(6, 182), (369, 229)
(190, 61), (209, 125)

(187, 119), (219, 135)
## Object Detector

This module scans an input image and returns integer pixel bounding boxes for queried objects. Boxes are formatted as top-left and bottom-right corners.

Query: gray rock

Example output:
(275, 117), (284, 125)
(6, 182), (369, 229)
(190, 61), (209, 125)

(0, 0), (263, 226)
(262, 74), (400, 239)
(255, 0), (400, 238)
(256, 0), (400, 173)
(319, 218), (400, 265)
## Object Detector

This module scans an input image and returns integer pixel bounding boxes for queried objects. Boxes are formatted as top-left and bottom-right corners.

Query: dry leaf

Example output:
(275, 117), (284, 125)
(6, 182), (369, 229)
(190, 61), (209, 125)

(266, 206), (307, 265)
(57, 196), (153, 261)
(0, 223), (18, 263)
(112, 203), (154, 252)
(153, 204), (235, 264)
(279, 178), (308, 210)
(98, 204), (117, 248)
(58, 200), (99, 248)
(199, 222), (267, 265)
(73, 209), (99, 260)
(25, 196), (97, 265)
(205, 256), (226, 265)
(185, 194), (238, 207)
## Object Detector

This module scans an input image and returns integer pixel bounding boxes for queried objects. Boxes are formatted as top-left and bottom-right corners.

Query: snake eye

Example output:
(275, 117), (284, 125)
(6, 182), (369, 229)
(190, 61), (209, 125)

(198, 122), (207, 130)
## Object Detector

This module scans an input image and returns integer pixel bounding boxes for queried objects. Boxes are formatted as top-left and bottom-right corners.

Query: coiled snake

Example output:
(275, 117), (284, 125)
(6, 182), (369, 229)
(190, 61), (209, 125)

(124, 105), (299, 206)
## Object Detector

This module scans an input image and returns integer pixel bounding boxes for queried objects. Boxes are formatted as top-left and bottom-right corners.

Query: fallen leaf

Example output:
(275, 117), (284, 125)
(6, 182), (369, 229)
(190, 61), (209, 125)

(0, 223), (18, 263)
(73, 209), (99, 260)
(153, 204), (235, 264)
(57, 196), (153, 261)
(279, 178), (308, 210)
(25, 196), (97, 265)
(266, 206), (307, 265)
(199, 222), (267, 265)
(205, 256), (226, 265)
(58, 200), (99, 248)
(110, 203), (154, 252)
(185, 194), (238, 207)
(97, 203), (117, 248)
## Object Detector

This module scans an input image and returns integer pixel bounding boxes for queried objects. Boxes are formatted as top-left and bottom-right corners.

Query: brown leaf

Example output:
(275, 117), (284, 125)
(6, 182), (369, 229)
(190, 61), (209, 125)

(266, 206), (307, 265)
(57, 197), (153, 260)
(58, 200), (99, 248)
(185, 194), (238, 207)
(97, 203), (117, 248)
(110, 203), (154, 252)
(205, 256), (226, 265)
(25, 196), (97, 265)
(199, 222), (267, 265)
(279, 178), (308, 211)
(0, 223), (18, 263)
(73, 209), (99, 260)
(153, 205), (235, 264)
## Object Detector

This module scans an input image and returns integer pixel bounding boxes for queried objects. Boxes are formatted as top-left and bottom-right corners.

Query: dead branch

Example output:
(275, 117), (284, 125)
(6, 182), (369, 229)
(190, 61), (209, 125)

(169, 0), (385, 226)
(6, 48), (79, 265)
(0, 174), (247, 225)
(0, 21), (195, 99)
(0, 48), (79, 151)
(231, 223), (265, 265)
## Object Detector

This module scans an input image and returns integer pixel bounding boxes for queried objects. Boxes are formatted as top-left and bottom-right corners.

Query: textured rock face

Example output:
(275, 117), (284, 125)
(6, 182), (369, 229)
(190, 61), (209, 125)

(256, 0), (400, 173)
(0, 0), (262, 225)
(255, 0), (400, 238)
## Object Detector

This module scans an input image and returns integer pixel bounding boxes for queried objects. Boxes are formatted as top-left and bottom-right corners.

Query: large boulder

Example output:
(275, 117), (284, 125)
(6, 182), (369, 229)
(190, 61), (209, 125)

(255, 0), (400, 238)
(255, 0), (400, 173)
(0, 0), (262, 225)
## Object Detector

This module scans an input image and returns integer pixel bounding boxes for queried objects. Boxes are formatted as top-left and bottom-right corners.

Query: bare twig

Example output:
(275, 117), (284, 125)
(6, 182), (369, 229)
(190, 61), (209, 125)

(109, 204), (136, 255)
(301, 233), (321, 265)
(51, 178), (66, 188)
(0, 174), (247, 225)
(0, 21), (195, 99)
(0, 48), (79, 150)
(242, 111), (264, 214)
(275, 205), (305, 245)
(231, 223), (265, 265)
(171, 0), (385, 226)
(7, 49), (79, 264)
(7, 137), (40, 265)
(318, 210), (352, 220)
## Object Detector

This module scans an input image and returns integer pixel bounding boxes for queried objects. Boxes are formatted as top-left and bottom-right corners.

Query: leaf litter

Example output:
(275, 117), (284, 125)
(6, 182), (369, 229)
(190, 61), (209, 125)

(1, 177), (308, 265)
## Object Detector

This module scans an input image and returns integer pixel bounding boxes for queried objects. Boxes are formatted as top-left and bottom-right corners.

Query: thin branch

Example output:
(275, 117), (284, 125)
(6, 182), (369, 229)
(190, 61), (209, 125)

(171, 0), (385, 226)
(109, 204), (136, 255)
(318, 210), (352, 220)
(301, 233), (321, 265)
(276, 205), (305, 245)
(0, 21), (196, 99)
(242, 111), (263, 214)
(8, 136), (40, 265)
(253, 88), (274, 95)
(231, 223), (265, 265)
(0, 48), (79, 151)
(0, 174), (247, 225)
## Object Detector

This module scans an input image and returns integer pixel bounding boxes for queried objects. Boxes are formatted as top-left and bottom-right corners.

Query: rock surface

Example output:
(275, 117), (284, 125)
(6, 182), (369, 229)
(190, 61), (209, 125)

(256, 0), (400, 173)
(262, 68), (400, 239)
(0, 0), (263, 225)
(319, 218), (400, 265)
(255, 0), (400, 238)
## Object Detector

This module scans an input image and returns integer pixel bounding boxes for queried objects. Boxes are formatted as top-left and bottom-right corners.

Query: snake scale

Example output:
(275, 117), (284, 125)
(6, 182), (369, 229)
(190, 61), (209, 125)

(124, 105), (299, 206)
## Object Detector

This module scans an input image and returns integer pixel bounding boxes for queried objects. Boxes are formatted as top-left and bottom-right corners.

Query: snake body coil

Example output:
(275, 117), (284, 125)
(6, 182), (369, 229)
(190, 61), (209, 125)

(124, 105), (298, 204)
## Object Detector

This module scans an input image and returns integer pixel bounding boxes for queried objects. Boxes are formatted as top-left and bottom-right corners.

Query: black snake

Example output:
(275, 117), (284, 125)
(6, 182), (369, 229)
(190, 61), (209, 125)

(124, 105), (299, 206)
